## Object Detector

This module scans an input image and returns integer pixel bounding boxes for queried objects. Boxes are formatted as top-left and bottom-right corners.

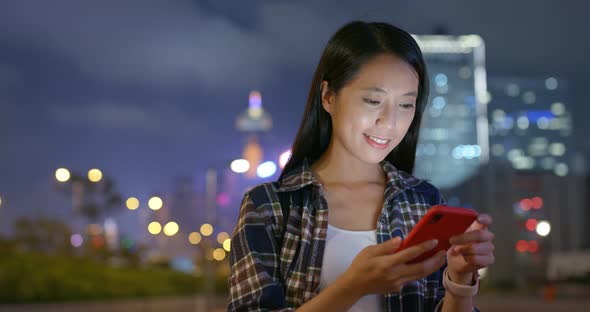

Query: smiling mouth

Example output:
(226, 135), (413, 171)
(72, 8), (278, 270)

(364, 134), (391, 145)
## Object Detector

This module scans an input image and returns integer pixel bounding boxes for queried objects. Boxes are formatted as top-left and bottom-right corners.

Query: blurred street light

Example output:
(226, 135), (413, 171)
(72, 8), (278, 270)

(216, 232), (230, 244)
(200, 223), (213, 237)
(257, 161), (277, 178)
(148, 221), (162, 235)
(213, 248), (226, 261)
(148, 196), (163, 210)
(189, 232), (202, 245)
(126, 197), (140, 210)
(88, 169), (103, 182)
(230, 159), (250, 173)
(55, 168), (71, 182)
(536, 220), (551, 236)
(223, 239), (231, 252)
(163, 221), (179, 236)
(70, 234), (83, 247)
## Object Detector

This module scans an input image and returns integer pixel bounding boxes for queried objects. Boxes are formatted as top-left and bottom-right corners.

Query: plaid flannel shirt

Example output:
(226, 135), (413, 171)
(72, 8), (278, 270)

(228, 159), (479, 311)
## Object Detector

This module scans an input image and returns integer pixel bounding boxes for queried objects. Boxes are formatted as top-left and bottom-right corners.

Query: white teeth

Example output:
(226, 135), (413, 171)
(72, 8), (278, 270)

(367, 135), (389, 145)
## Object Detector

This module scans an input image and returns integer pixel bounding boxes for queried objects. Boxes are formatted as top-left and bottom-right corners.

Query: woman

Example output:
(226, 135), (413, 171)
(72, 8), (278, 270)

(228, 21), (495, 312)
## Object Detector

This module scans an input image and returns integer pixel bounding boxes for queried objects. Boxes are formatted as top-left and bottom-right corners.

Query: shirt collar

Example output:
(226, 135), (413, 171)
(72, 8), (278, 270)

(277, 158), (423, 193)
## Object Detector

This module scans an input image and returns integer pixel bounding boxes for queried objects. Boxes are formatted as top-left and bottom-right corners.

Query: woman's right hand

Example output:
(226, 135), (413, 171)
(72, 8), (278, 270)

(341, 237), (446, 296)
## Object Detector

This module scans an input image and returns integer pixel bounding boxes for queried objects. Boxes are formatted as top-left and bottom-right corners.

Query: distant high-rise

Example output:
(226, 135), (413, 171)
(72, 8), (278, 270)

(236, 91), (272, 179)
(168, 176), (201, 230)
(413, 35), (489, 190)
(487, 77), (573, 176)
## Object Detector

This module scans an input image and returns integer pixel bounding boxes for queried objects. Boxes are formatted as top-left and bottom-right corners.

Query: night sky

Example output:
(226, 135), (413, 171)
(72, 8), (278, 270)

(1, 0), (588, 239)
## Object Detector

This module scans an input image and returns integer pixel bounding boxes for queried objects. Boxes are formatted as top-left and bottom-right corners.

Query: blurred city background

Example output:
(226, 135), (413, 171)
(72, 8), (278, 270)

(0, 0), (588, 311)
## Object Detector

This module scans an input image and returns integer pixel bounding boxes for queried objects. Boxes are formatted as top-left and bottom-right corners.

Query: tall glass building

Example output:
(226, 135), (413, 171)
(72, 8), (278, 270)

(413, 35), (489, 190)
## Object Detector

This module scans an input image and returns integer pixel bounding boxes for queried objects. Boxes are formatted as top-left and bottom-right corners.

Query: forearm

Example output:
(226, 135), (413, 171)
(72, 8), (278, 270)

(296, 273), (362, 312)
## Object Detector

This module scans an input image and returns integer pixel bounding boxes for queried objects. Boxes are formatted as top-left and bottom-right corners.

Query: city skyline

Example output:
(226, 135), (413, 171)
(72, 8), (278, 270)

(1, 1), (589, 246)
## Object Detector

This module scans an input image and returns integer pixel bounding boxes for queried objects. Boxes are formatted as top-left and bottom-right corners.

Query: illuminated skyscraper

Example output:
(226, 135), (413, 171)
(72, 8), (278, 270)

(413, 35), (489, 190)
(236, 90), (272, 179)
(487, 77), (573, 176)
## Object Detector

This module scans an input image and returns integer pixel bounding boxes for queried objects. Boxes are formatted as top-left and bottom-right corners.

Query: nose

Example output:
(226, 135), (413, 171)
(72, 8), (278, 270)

(376, 106), (396, 130)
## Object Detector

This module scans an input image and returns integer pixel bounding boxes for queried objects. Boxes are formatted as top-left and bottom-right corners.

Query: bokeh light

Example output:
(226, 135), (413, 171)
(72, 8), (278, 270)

(148, 221), (162, 235)
(148, 196), (163, 210)
(257, 161), (277, 178)
(531, 196), (543, 210)
(519, 198), (532, 211)
(163, 222), (179, 236)
(55, 168), (71, 182)
(516, 240), (528, 253)
(213, 248), (226, 261)
(70, 234), (83, 247)
(525, 219), (538, 232)
(536, 221), (551, 237)
(126, 197), (140, 210)
(230, 159), (250, 173)
(528, 240), (539, 253)
(217, 232), (230, 244)
(88, 169), (103, 182)
(217, 193), (230, 207)
(189, 232), (202, 245)
(200, 223), (213, 236)
(223, 239), (231, 252)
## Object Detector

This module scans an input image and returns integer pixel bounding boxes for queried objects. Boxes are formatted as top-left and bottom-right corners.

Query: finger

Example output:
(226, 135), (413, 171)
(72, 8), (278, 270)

(369, 237), (402, 256)
(450, 229), (494, 245)
(397, 250), (447, 280)
(393, 239), (439, 262)
(455, 242), (495, 255)
(379, 239), (439, 266)
(477, 214), (493, 226)
(466, 214), (493, 232)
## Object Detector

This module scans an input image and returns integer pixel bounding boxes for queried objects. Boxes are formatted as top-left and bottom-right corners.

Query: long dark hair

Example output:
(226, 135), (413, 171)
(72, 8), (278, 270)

(280, 21), (429, 180)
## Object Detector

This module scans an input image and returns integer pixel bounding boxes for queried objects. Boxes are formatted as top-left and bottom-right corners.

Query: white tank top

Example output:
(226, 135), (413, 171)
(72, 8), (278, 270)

(319, 224), (383, 312)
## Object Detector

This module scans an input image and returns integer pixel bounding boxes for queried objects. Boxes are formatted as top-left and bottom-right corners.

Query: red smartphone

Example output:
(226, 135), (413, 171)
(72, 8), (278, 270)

(397, 205), (478, 264)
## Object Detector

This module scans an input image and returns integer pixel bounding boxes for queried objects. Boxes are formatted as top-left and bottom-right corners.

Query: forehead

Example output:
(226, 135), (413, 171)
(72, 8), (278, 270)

(347, 54), (419, 92)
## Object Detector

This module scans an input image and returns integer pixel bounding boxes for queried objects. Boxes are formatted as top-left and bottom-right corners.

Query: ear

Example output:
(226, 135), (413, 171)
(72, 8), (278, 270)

(320, 80), (335, 115)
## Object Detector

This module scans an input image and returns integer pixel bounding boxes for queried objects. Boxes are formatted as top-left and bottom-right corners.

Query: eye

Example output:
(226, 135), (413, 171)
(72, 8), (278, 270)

(363, 98), (381, 105)
(400, 103), (415, 109)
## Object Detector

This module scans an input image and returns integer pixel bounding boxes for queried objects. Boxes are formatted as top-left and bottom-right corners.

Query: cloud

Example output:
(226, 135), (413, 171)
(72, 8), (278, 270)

(0, 0), (278, 90)
(0, 63), (24, 86)
(51, 101), (207, 139)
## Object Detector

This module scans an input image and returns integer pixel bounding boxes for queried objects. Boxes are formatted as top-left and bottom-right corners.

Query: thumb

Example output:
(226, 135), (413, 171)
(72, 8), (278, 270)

(468, 214), (492, 231)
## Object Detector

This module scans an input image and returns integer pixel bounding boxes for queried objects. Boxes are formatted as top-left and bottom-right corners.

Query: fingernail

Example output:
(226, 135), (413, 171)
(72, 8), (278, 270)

(430, 239), (438, 247)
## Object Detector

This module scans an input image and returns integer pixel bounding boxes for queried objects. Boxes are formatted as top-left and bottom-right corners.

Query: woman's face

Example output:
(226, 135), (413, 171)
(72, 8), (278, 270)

(322, 53), (419, 165)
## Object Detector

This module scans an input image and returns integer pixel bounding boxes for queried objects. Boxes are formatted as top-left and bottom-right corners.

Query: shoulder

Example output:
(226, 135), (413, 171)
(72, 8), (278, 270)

(244, 182), (281, 207)
(396, 170), (444, 206)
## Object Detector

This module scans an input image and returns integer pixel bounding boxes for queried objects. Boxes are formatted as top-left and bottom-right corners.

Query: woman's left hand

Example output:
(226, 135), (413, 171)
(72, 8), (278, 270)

(446, 214), (495, 284)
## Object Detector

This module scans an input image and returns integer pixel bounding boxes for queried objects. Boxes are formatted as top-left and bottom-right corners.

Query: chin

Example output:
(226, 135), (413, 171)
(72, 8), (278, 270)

(356, 151), (390, 165)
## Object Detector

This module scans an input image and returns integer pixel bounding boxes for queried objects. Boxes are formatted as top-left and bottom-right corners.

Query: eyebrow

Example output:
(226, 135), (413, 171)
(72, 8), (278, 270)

(361, 87), (417, 97)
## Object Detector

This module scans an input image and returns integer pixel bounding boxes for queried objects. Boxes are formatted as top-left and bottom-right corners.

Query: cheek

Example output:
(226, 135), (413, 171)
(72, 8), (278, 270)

(335, 105), (376, 132)
(400, 112), (415, 131)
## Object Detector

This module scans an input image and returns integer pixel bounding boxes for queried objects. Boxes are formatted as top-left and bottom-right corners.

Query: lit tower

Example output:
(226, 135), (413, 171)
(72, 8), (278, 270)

(236, 91), (272, 179)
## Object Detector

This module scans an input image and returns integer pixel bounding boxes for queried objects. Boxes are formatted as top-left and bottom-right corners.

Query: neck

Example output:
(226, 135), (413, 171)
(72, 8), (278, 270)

(311, 140), (385, 185)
